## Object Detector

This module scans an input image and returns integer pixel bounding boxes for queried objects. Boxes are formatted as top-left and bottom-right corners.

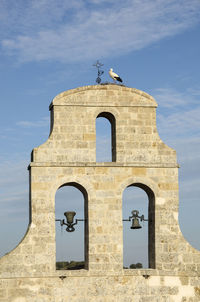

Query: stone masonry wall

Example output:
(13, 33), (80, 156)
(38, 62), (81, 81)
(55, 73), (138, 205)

(0, 85), (199, 301)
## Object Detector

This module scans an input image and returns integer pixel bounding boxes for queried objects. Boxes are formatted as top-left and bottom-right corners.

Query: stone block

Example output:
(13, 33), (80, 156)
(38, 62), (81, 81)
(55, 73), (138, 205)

(0, 84), (199, 301)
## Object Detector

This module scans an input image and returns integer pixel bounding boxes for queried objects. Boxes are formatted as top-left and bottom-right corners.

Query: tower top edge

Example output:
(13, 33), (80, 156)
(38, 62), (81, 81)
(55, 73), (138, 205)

(50, 84), (157, 108)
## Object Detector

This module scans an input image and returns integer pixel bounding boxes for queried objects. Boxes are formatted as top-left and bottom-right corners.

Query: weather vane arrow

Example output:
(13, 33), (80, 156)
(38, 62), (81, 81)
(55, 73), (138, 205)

(93, 60), (104, 84)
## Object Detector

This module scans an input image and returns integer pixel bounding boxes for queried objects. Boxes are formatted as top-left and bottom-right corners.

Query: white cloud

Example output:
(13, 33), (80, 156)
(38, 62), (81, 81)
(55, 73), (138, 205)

(153, 87), (200, 138)
(153, 87), (200, 181)
(153, 88), (200, 108)
(0, 1), (83, 36)
(1, 0), (200, 63)
(0, 159), (28, 194)
(176, 138), (200, 199)
(16, 116), (49, 128)
(0, 157), (29, 247)
(157, 107), (200, 138)
(154, 87), (200, 249)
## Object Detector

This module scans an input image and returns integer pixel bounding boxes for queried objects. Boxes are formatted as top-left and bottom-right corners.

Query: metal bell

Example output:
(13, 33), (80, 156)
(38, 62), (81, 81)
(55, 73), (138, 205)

(130, 218), (142, 229)
(64, 211), (76, 224)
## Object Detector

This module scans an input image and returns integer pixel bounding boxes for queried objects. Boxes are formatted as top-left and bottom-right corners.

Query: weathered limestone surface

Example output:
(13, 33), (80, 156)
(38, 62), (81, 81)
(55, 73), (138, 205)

(0, 84), (199, 301)
(32, 85), (176, 164)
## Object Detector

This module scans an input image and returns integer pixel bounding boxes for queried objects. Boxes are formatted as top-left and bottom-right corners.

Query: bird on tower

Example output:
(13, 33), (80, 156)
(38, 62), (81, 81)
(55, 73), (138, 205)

(109, 68), (123, 83)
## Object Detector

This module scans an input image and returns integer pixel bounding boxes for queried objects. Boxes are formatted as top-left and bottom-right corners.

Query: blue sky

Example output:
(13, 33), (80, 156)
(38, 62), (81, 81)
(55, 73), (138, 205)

(0, 0), (200, 264)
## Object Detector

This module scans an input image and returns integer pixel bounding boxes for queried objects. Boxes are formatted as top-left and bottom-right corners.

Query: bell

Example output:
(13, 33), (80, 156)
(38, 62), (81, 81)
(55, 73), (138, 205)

(64, 211), (76, 224)
(131, 218), (142, 229)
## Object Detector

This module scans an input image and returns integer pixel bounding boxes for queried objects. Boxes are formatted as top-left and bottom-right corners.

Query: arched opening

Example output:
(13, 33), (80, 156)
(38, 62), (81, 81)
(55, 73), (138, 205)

(96, 112), (116, 162)
(55, 182), (88, 270)
(123, 183), (155, 269)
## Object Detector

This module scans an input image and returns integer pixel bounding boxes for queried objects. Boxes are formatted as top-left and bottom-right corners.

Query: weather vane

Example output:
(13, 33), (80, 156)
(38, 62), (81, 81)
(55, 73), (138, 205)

(93, 60), (104, 84)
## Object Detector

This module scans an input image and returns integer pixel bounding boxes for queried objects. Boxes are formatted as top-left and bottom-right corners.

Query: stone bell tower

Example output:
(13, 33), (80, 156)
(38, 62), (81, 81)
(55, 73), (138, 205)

(0, 84), (200, 302)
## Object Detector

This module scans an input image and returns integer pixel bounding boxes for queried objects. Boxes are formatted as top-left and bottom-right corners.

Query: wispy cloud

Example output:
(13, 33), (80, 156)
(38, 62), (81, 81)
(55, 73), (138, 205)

(1, 0), (200, 63)
(154, 87), (200, 138)
(0, 158), (29, 235)
(153, 88), (200, 109)
(16, 116), (49, 128)
(154, 87), (200, 242)
(158, 107), (200, 138)
(0, 159), (28, 191)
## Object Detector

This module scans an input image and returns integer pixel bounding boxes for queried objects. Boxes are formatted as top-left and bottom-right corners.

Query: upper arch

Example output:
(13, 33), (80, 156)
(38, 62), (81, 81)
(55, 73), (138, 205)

(119, 176), (158, 198)
(50, 176), (93, 204)
(96, 111), (116, 162)
(58, 182), (88, 200)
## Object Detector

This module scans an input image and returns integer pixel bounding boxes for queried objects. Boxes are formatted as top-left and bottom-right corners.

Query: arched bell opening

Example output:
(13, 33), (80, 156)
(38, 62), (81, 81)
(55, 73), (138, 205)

(55, 182), (88, 270)
(96, 112), (116, 162)
(122, 183), (155, 269)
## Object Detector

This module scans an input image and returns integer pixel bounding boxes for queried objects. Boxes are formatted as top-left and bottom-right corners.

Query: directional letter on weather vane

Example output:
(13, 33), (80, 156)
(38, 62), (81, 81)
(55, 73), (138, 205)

(93, 60), (104, 84)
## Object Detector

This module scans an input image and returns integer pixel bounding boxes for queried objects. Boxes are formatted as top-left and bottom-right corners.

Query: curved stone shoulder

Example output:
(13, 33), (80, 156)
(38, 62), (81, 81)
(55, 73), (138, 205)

(32, 84), (175, 165)
(50, 84), (157, 108)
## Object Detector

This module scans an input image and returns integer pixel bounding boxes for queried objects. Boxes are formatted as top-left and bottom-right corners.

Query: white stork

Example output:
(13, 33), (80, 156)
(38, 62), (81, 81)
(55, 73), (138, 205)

(109, 68), (123, 83)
